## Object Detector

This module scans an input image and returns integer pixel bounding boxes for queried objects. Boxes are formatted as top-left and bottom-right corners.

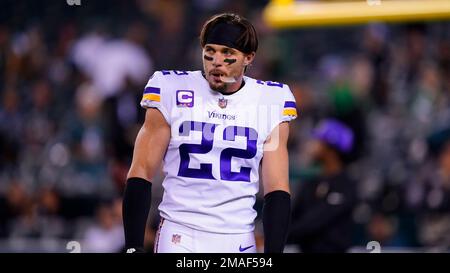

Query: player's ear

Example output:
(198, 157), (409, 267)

(243, 52), (255, 66)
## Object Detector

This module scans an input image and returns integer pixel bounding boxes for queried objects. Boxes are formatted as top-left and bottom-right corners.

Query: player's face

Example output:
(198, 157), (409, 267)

(202, 44), (254, 93)
(306, 140), (331, 166)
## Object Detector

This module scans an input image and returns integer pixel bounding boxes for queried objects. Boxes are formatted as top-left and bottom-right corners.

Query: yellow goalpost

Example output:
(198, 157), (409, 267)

(263, 0), (450, 28)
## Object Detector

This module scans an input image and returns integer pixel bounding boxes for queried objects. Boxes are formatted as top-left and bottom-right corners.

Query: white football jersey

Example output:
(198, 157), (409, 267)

(140, 70), (297, 234)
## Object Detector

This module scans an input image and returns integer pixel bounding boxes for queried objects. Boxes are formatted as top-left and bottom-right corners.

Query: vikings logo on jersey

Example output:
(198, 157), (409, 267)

(140, 70), (297, 234)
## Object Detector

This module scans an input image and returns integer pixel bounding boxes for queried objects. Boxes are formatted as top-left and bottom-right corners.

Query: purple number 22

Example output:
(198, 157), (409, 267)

(177, 121), (257, 182)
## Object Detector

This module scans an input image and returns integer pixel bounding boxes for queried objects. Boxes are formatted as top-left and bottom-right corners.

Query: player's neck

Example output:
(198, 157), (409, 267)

(221, 77), (245, 96)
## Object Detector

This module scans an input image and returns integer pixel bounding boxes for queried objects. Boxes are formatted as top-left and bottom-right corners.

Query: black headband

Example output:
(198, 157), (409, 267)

(205, 22), (251, 54)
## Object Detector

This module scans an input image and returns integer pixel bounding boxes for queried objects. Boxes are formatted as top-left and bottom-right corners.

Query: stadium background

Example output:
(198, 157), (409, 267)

(0, 0), (449, 252)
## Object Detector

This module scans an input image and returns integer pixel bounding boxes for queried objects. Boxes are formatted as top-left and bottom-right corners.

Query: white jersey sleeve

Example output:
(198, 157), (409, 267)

(263, 81), (298, 136)
(140, 71), (172, 124)
(280, 84), (298, 123)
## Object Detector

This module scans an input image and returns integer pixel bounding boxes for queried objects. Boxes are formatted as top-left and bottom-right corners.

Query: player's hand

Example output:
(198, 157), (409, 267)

(125, 247), (146, 253)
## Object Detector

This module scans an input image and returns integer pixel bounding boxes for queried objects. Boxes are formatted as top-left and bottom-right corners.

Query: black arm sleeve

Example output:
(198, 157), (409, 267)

(122, 177), (152, 251)
(262, 190), (291, 253)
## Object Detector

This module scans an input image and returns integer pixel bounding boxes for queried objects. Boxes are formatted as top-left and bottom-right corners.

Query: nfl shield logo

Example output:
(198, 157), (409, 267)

(218, 97), (227, 108)
(172, 234), (181, 244)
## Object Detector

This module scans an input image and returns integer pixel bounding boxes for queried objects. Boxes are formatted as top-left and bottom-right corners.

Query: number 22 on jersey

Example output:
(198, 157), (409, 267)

(177, 121), (258, 182)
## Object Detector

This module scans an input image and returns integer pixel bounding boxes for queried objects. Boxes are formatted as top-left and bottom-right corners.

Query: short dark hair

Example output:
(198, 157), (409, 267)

(200, 13), (258, 54)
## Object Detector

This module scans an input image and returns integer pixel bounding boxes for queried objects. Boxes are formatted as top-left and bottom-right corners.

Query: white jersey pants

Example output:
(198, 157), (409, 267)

(154, 218), (257, 253)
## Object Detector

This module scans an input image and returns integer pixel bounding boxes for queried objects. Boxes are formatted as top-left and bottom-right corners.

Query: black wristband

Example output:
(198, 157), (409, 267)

(263, 190), (291, 253)
(122, 177), (152, 250)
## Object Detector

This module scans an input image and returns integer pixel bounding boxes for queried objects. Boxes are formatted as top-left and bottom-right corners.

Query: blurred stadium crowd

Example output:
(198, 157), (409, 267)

(0, 0), (449, 252)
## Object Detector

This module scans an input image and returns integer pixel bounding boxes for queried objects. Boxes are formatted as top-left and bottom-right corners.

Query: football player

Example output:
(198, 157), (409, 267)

(122, 13), (297, 253)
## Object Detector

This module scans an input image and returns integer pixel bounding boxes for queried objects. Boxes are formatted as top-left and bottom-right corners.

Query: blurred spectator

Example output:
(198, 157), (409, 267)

(406, 128), (450, 250)
(58, 81), (111, 195)
(103, 77), (145, 194)
(1, 181), (31, 237)
(363, 23), (390, 108)
(82, 201), (124, 253)
(321, 55), (367, 161)
(288, 119), (357, 252)
(0, 88), (22, 174)
(35, 187), (66, 238)
(5, 183), (66, 240)
(70, 24), (153, 99)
